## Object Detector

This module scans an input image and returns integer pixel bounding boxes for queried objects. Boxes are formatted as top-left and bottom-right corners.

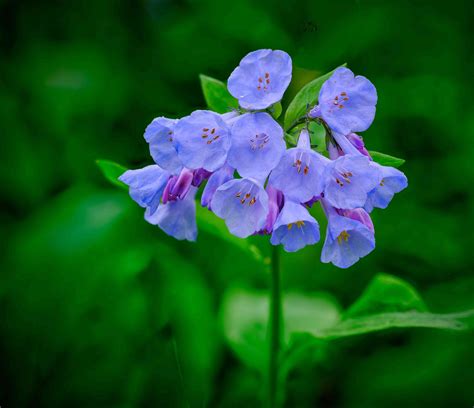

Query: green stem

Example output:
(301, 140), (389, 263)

(269, 244), (282, 408)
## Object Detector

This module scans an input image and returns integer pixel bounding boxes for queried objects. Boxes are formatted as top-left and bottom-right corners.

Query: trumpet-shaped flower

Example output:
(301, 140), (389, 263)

(227, 49), (292, 110)
(119, 165), (170, 215)
(321, 202), (375, 268)
(145, 187), (198, 241)
(364, 163), (408, 212)
(269, 129), (327, 203)
(211, 178), (269, 238)
(144, 117), (182, 174)
(310, 67), (377, 135)
(173, 110), (231, 172)
(270, 200), (320, 252)
(228, 112), (285, 180)
(323, 153), (380, 209)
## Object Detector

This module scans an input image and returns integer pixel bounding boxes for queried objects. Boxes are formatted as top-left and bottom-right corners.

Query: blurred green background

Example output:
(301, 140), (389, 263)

(1, 0), (473, 406)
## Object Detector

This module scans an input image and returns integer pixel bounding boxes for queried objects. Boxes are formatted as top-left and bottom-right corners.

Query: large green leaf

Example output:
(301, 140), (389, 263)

(369, 151), (406, 167)
(284, 64), (346, 130)
(319, 273), (474, 339)
(199, 74), (239, 113)
(222, 274), (474, 375)
(96, 159), (128, 189)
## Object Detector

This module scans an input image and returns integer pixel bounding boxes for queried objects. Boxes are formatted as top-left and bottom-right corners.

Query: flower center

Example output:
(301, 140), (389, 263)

(337, 230), (350, 244)
(235, 186), (257, 206)
(256, 72), (271, 91)
(334, 169), (353, 187)
(250, 133), (270, 150)
(287, 221), (305, 230)
(293, 151), (310, 175)
(201, 127), (220, 145)
(332, 91), (349, 109)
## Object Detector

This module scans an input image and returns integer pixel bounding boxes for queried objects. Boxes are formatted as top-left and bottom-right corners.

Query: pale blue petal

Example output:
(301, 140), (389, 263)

(270, 201), (320, 252)
(323, 154), (381, 209)
(269, 147), (327, 203)
(211, 178), (269, 238)
(173, 110), (231, 172)
(119, 165), (170, 215)
(319, 67), (377, 134)
(364, 163), (408, 212)
(144, 117), (182, 174)
(228, 49), (292, 110)
(145, 187), (198, 241)
(228, 112), (285, 180)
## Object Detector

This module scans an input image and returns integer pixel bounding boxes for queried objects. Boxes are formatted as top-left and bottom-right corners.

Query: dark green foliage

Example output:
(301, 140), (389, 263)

(1, 0), (473, 407)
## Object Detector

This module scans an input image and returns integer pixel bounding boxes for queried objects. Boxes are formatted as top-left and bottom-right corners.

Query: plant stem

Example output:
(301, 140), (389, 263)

(269, 244), (282, 408)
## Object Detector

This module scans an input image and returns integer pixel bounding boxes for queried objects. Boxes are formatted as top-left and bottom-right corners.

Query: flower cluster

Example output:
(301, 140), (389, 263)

(120, 49), (407, 268)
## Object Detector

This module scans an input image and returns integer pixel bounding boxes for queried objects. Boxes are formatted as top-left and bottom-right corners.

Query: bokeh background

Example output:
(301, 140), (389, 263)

(1, 0), (473, 406)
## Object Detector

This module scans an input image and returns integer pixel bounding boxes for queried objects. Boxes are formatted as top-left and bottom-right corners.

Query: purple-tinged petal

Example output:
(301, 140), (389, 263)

(201, 164), (234, 210)
(318, 67), (377, 134)
(145, 187), (198, 242)
(144, 117), (182, 174)
(173, 110), (231, 172)
(119, 165), (170, 215)
(339, 208), (374, 233)
(261, 184), (284, 234)
(323, 154), (381, 209)
(364, 163), (408, 212)
(321, 201), (375, 268)
(162, 168), (194, 203)
(227, 49), (292, 110)
(211, 178), (269, 238)
(192, 168), (212, 187)
(228, 112), (285, 180)
(270, 200), (320, 252)
(346, 133), (371, 158)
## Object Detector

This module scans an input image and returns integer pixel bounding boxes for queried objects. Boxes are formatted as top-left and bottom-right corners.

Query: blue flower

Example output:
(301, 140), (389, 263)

(227, 112), (285, 180)
(144, 117), (182, 174)
(227, 49), (292, 110)
(310, 67), (377, 135)
(322, 153), (380, 209)
(269, 128), (327, 203)
(119, 165), (170, 215)
(364, 163), (408, 212)
(211, 178), (269, 238)
(146, 187), (198, 241)
(173, 110), (231, 172)
(321, 201), (375, 268)
(270, 200), (320, 252)
(201, 164), (235, 210)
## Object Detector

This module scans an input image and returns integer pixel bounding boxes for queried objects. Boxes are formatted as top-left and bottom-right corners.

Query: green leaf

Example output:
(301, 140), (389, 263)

(195, 205), (265, 264)
(199, 74), (239, 114)
(96, 159), (128, 189)
(284, 64), (346, 130)
(269, 102), (282, 119)
(369, 150), (406, 167)
(220, 288), (341, 372)
(318, 273), (474, 339)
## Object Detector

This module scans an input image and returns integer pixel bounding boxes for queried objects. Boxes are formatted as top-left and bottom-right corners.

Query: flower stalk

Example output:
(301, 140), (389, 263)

(269, 244), (282, 408)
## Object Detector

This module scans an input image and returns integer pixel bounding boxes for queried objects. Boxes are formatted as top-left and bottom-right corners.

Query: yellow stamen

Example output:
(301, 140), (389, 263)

(337, 230), (350, 244)
(296, 221), (305, 228)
